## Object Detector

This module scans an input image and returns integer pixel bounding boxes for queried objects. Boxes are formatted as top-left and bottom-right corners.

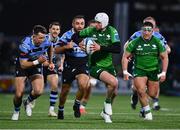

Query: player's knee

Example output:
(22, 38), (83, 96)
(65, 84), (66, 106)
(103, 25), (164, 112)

(110, 78), (118, 88)
(148, 91), (157, 98)
(137, 90), (146, 98)
(15, 92), (23, 99)
(34, 88), (43, 96)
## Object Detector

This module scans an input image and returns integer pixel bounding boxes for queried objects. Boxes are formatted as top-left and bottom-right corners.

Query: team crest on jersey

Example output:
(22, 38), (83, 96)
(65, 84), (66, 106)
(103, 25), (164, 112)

(106, 34), (111, 40)
(152, 44), (157, 49)
(136, 45), (143, 51)
(98, 34), (103, 37)
(114, 33), (120, 41)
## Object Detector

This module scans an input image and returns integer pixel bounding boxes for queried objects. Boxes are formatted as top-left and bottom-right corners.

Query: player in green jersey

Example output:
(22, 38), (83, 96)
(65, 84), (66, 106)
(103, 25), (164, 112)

(127, 17), (171, 111)
(122, 22), (168, 120)
(71, 12), (121, 123)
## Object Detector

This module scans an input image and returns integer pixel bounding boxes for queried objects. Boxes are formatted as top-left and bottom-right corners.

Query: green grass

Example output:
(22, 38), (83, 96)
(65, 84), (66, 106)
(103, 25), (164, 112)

(0, 93), (180, 129)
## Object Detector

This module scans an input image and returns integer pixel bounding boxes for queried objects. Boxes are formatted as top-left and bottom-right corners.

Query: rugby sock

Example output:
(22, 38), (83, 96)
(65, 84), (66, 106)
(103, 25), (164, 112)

(50, 91), (58, 107)
(74, 100), (81, 107)
(58, 106), (64, 112)
(143, 105), (151, 114)
(105, 98), (111, 104)
(13, 98), (22, 112)
(152, 98), (159, 103)
(26, 93), (38, 103)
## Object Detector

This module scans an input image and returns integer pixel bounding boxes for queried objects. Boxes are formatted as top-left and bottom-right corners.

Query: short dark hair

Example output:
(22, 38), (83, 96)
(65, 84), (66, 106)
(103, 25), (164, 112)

(33, 25), (47, 35)
(87, 19), (96, 26)
(72, 15), (85, 22)
(49, 22), (61, 29)
(143, 22), (154, 28)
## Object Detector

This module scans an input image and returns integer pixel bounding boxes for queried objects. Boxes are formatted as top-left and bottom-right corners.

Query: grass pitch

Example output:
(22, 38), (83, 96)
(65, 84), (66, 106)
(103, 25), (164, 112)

(0, 93), (180, 129)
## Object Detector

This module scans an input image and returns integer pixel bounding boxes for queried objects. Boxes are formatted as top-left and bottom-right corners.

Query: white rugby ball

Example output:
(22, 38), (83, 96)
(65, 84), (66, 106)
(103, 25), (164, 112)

(83, 38), (94, 55)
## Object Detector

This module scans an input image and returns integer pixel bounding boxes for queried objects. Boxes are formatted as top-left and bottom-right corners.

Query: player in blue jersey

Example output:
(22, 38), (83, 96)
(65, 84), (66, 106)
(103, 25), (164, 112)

(11, 25), (54, 120)
(55, 15), (90, 119)
(124, 16), (170, 112)
(43, 22), (65, 117)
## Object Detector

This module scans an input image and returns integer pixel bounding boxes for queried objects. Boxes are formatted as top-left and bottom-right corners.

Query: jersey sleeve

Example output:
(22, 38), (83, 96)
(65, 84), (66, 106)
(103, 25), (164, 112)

(129, 31), (141, 41)
(18, 42), (30, 59)
(79, 27), (95, 37)
(157, 40), (166, 53)
(110, 27), (120, 43)
(60, 32), (70, 44)
(125, 40), (136, 53)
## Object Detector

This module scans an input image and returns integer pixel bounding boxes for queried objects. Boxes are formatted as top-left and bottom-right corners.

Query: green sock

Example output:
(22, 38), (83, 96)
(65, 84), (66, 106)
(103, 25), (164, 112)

(82, 101), (87, 107)
(105, 98), (111, 103)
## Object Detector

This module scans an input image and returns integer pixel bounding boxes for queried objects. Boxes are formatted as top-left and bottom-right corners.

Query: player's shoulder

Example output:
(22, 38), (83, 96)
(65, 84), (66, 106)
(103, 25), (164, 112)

(129, 30), (141, 41)
(21, 36), (31, 44)
(107, 25), (117, 31)
(61, 29), (73, 39)
(152, 35), (161, 43)
(153, 31), (163, 38)
(21, 36), (32, 47)
(19, 36), (32, 52)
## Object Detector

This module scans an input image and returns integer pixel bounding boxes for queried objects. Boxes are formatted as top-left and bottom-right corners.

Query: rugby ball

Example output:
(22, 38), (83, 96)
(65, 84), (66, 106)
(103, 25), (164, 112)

(83, 38), (94, 55)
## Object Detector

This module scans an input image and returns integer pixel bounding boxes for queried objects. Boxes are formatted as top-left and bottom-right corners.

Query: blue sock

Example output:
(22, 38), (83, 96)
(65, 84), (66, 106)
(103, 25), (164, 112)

(50, 91), (58, 106)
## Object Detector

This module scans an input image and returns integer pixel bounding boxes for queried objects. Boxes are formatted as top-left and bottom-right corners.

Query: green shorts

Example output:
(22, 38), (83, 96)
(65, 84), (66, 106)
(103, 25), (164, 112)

(133, 67), (160, 81)
(90, 65), (117, 80)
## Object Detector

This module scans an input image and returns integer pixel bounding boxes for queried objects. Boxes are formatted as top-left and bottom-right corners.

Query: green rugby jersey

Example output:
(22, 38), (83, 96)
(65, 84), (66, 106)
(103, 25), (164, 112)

(79, 26), (120, 67)
(126, 36), (166, 71)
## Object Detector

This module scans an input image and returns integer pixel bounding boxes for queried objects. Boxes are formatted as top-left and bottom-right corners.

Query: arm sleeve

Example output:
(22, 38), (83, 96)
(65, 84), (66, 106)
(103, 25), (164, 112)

(100, 42), (121, 53)
(18, 43), (29, 59)
(71, 27), (95, 44)
(125, 40), (135, 53)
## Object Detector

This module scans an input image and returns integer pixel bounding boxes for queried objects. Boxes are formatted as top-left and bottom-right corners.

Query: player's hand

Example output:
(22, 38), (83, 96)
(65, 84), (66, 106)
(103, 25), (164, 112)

(123, 70), (133, 80)
(42, 60), (49, 66)
(158, 72), (166, 82)
(48, 63), (55, 71)
(65, 40), (74, 49)
(38, 55), (47, 63)
(58, 64), (64, 72)
(91, 42), (100, 52)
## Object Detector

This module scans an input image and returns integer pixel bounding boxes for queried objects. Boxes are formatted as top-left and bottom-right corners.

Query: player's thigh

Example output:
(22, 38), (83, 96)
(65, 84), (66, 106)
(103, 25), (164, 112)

(30, 74), (44, 93)
(147, 80), (159, 97)
(134, 77), (148, 93)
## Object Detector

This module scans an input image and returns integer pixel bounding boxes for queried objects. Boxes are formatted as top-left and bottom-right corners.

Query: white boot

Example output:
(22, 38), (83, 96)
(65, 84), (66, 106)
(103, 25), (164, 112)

(23, 100), (32, 117)
(100, 111), (112, 123)
(11, 111), (20, 120)
(48, 106), (57, 117)
(144, 112), (153, 120)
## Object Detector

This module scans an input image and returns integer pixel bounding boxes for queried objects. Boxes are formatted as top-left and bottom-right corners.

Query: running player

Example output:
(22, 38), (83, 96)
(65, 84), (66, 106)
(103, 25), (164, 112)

(71, 12), (121, 123)
(11, 25), (54, 120)
(126, 16), (170, 110)
(55, 15), (89, 119)
(122, 22), (168, 120)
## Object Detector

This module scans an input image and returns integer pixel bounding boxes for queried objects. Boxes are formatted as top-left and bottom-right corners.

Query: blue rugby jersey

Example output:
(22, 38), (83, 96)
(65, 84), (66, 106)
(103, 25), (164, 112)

(129, 30), (167, 45)
(19, 36), (52, 61)
(60, 29), (87, 57)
